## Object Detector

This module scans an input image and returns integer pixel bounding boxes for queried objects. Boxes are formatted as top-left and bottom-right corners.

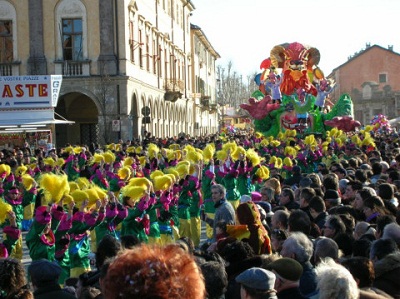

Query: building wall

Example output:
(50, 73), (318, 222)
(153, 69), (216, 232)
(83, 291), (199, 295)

(330, 45), (400, 125)
(0, 0), (220, 146)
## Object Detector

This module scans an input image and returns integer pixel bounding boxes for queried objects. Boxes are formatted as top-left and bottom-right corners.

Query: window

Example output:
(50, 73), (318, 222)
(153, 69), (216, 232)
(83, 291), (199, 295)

(362, 85), (372, 99)
(0, 20), (13, 63)
(379, 73), (387, 83)
(139, 29), (143, 68)
(62, 18), (83, 61)
(146, 33), (150, 71)
(129, 20), (135, 62)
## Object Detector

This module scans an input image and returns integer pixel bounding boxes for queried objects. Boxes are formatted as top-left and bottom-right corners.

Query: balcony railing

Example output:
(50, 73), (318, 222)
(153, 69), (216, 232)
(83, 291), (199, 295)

(164, 78), (184, 92)
(0, 62), (20, 76)
(54, 60), (91, 76)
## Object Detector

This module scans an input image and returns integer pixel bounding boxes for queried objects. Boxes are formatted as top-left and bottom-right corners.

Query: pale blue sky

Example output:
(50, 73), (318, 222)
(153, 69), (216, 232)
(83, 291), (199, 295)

(191, 0), (400, 79)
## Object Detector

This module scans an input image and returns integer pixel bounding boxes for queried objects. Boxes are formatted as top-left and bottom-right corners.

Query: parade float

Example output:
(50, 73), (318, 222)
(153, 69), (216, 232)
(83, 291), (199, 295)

(240, 42), (362, 137)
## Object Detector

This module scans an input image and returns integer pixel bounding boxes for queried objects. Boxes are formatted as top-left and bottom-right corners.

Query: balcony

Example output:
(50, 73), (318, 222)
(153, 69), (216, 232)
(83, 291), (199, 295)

(54, 60), (91, 76)
(0, 62), (20, 76)
(164, 78), (184, 102)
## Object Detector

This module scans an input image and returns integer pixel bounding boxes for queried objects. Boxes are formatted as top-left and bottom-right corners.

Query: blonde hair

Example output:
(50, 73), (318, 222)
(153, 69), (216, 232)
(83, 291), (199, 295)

(264, 178), (281, 195)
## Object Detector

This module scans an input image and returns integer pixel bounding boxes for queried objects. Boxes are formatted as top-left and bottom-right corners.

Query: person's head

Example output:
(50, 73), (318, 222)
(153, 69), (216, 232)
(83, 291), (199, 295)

(236, 267), (277, 299)
(323, 215), (346, 238)
(288, 209), (311, 235)
(370, 238), (399, 262)
(103, 244), (205, 299)
(315, 258), (359, 299)
(354, 169), (368, 183)
(381, 222), (400, 246)
(299, 187), (315, 208)
(322, 174), (339, 191)
(271, 209), (290, 230)
(323, 189), (341, 209)
(0, 258), (32, 298)
(211, 184), (226, 203)
(340, 256), (375, 288)
(266, 258), (303, 293)
(353, 188), (375, 211)
(308, 196), (326, 219)
(281, 232), (313, 263)
(314, 237), (339, 265)
(362, 196), (385, 220)
(200, 261), (228, 299)
(352, 238), (373, 258)
(353, 221), (375, 240)
(375, 215), (396, 239)
(28, 259), (62, 289)
(264, 178), (281, 196)
(259, 186), (275, 203)
(377, 183), (394, 200)
(343, 180), (363, 202)
(96, 235), (122, 269)
(279, 188), (294, 206)
(270, 229), (288, 254)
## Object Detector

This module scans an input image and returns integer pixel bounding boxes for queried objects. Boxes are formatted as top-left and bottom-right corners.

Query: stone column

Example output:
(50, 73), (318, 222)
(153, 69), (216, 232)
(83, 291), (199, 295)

(98, 0), (117, 75)
(27, 0), (47, 75)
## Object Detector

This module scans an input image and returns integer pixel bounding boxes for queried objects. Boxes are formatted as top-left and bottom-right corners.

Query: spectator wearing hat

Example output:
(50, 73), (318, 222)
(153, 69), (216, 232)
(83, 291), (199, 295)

(267, 257), (306, 299)
(236, 267), (278, 299)
(29, 259), (76, 299)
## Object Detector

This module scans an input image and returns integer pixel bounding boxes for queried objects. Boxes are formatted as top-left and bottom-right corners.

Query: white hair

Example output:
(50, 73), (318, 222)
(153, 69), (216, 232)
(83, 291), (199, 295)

(382, 222), (400, 244)
(282, 232), (313, 263)
(315, 258), (359, 299)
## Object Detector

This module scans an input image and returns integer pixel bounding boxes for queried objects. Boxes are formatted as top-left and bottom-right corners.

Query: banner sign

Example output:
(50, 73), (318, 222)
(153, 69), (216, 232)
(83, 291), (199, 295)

(0, 75), (63, 109)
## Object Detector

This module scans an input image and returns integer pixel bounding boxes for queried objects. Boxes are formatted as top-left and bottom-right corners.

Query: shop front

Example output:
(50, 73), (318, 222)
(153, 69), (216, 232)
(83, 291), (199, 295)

(0, 75), (73, 151)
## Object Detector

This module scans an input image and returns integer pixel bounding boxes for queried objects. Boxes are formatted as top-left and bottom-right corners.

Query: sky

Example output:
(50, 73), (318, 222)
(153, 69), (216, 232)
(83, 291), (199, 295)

(190, 0), (400, 80)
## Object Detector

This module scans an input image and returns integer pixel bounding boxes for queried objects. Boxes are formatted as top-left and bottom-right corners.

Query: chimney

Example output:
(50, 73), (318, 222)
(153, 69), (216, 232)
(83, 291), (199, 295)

(388, 45), (393, 51)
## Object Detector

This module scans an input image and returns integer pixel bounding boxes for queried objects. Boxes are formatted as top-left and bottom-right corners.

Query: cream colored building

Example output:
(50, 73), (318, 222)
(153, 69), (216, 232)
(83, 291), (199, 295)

(0, 0), (220, 147)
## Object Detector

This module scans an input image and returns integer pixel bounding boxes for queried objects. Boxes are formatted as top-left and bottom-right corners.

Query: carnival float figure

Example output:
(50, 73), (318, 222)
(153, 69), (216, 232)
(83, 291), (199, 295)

(240, 42), (361, 137)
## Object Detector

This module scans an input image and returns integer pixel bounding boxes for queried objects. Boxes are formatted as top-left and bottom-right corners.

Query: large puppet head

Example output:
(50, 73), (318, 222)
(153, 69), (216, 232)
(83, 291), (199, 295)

(270, 42), (320, 95)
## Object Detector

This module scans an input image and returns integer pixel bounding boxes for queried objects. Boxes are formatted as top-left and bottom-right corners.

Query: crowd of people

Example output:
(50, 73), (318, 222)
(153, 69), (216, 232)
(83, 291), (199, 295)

(0, 127), (400, 299)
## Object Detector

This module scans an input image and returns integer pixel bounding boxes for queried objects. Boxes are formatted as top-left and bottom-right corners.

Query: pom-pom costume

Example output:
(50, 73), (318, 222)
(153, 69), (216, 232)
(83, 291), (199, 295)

(68, 204), (105, 277)
(202, 166), (216, 240)
(25, 205), (60, 261)
(1, 188), (24, 259)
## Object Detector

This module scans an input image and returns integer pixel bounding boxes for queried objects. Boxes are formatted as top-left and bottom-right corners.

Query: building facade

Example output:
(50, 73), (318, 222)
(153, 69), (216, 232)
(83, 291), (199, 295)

(0, 0), (220, 147)
(329, 44), (400, 125)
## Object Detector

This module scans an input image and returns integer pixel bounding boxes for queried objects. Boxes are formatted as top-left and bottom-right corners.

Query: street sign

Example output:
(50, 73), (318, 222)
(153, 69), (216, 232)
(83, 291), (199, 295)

(141, 106), (151, 116)
(143, 116), (151, 124)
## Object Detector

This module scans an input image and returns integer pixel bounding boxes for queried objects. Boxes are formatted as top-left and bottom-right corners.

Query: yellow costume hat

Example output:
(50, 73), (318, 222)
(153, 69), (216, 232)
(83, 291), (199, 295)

(121, 185), (147, 203)
(0, 200), (12, 224)
(71, 190), (89, 208)
(39, 173), (69, 204)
